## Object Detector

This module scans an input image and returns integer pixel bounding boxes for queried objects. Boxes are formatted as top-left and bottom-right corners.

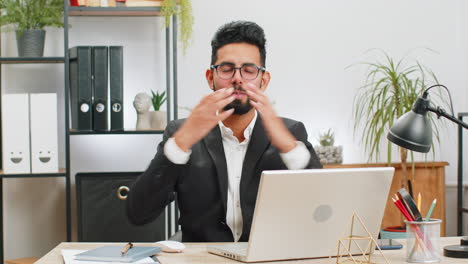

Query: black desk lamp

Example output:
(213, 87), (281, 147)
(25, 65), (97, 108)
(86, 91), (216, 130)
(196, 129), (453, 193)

(386, 84), (468, 258)
(388, 85), (468, 151)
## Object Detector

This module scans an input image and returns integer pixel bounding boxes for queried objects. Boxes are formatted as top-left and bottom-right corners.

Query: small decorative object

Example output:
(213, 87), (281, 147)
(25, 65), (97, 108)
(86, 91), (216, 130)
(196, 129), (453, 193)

(150, 90), (167, 130)
(315, 129), (343, 165)
(133, 92), (152, 130)
(330, 212), (389, 264)
(0, 0), (65, 57)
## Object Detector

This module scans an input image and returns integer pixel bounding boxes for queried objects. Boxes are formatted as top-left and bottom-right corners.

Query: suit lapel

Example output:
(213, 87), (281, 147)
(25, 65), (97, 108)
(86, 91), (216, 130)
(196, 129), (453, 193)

(203, 126), (229, 216)
(240, 116), (270, 194)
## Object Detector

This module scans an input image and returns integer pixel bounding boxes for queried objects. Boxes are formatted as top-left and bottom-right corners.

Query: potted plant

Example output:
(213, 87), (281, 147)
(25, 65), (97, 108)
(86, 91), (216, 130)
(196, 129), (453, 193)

(353, 50), (446, 189)
(150, 90), (167, 130)
(352, 50), (449, 232)
(315, 129), (343, 165)
(0, 0), (65, 57)
(161, 0), (193, 54)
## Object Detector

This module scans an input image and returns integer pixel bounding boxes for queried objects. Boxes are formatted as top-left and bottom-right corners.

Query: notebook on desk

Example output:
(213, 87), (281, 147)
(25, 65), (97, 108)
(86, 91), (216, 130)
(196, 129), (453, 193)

(74, 245), (161, 262)
(207, 167), (395, 262)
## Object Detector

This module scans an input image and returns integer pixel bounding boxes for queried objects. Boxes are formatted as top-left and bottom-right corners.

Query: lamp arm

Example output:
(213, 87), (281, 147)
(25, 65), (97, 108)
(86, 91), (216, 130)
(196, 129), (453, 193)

(423, 84), (455, 116)
(426, 106), (468, 129)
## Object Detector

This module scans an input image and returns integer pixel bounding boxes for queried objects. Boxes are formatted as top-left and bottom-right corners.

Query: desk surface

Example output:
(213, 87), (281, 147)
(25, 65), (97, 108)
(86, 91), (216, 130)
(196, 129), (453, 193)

(36, 237), (467, 264)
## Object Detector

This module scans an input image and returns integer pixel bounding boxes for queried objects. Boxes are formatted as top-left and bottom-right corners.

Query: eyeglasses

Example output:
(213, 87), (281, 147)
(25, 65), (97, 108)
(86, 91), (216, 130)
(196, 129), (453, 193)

(210, 63), (266, 80)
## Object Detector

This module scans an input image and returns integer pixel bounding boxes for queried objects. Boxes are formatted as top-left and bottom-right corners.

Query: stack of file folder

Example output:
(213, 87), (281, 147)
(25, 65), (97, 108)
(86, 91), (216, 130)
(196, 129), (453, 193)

(69, 46), (124, 132)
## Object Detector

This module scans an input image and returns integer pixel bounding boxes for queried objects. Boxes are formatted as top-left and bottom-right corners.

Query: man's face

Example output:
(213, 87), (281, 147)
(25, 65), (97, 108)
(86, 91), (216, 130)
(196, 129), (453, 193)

(207, 42), (269, 115)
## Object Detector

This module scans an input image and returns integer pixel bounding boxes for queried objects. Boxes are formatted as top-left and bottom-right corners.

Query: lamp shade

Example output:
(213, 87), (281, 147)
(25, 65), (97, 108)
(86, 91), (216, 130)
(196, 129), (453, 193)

(387, 110), (432, 153)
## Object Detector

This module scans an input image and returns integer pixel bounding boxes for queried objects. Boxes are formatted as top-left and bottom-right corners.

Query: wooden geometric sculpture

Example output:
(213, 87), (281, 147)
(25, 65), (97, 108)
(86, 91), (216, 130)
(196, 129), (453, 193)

(330, 212), (390, 264)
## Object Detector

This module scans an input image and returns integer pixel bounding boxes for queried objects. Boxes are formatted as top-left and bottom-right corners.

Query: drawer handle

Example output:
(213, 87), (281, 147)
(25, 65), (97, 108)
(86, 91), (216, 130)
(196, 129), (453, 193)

(117, 186), (130, 200)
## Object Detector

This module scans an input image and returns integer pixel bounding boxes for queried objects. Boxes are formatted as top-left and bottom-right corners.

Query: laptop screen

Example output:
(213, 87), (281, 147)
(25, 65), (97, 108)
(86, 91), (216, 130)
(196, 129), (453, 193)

(245, 167), (394, 262)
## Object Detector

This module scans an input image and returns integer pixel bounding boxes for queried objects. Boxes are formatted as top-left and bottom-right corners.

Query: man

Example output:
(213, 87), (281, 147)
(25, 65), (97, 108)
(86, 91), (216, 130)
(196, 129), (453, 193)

(127, 21), (322, 242)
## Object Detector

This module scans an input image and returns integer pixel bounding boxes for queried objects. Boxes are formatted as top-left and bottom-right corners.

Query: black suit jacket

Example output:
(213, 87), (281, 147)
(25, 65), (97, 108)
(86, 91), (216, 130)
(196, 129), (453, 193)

(127, 116), (322, 242)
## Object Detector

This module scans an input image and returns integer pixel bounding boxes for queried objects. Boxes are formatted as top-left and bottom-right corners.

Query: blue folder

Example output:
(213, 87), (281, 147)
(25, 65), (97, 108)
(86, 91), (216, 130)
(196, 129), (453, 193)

(74, 245), (161, 262)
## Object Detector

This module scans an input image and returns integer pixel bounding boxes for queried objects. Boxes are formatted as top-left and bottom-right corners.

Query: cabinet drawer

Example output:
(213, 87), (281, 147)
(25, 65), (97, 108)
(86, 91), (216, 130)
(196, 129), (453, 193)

(76, 172), (166, 242)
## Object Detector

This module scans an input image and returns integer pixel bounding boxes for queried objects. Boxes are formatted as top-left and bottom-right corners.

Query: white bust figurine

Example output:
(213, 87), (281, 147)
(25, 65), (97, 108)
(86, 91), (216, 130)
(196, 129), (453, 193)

(133, 92), (153, 130)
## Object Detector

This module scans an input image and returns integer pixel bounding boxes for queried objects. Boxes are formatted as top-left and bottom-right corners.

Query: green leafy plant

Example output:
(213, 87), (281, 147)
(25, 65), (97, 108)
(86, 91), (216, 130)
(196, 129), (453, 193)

(0, 0), (64, 35)
(318, 129), (335, 147)
(151, 90), (167, 111)
(352, 50), (446, 189)
(161, 0), (194, 54)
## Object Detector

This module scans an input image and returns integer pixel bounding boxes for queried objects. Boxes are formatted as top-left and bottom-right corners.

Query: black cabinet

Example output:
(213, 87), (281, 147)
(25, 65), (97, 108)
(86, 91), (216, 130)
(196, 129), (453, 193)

(76, 172), (165, 242)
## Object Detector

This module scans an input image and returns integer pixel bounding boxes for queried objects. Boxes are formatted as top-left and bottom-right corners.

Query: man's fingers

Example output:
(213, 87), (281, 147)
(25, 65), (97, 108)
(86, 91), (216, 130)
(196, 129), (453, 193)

(210, 87), (234, 101)
(246, 89), (269, 107)
(245, 85), (266, 102)
(216, 94), (236, 109)
(246, 89), (260, 101)
(250, 100), (263, 114)
(217, 108), (235, 121)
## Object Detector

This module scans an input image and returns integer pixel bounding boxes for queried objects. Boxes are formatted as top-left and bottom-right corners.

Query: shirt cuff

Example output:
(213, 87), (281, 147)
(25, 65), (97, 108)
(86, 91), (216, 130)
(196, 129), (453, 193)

(164, 137), (192, 164)
(279, 141), (311, 170)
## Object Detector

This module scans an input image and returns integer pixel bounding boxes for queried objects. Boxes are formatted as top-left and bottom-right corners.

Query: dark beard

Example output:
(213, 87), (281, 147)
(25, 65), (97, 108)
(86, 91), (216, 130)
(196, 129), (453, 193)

(214, 83), (252, 115)
(223, 98), (253, 115)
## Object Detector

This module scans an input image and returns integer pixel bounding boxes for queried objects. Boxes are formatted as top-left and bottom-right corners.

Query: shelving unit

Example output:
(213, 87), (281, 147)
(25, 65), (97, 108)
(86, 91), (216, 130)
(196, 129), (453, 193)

(0, 1), (179, 262)
(0, 40), (69, 263)
(69, 129), (165, 135)
(64, 1), (180, 244)
(457, 112), (468, 235)
(68, 6), (163, 16)
(0, 172), (69, 263)
(0, 57), (65, 64)
(0, 169), (66, 178)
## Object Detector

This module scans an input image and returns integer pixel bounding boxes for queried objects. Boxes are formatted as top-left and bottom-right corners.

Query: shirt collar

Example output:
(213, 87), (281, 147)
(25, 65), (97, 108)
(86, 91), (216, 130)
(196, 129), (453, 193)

(218, 110), (258, 141)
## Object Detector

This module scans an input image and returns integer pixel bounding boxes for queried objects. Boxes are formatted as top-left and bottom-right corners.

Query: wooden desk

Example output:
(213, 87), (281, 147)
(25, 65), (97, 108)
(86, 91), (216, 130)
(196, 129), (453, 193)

(36, 237), (467, 264)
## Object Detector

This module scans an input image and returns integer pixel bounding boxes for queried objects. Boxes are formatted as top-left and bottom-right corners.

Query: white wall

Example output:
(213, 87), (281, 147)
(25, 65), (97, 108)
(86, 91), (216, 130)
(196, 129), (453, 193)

(178, 0), (468, 181)
(1, 0), (468, 260)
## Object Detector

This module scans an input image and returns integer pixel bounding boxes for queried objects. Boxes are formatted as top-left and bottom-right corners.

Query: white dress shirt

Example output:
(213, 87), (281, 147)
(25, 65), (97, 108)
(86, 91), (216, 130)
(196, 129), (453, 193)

(164, 112), (311, 241)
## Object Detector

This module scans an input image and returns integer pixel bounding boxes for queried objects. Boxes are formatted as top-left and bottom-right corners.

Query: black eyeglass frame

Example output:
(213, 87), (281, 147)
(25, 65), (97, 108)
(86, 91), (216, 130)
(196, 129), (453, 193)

(210, 63), (267, 80)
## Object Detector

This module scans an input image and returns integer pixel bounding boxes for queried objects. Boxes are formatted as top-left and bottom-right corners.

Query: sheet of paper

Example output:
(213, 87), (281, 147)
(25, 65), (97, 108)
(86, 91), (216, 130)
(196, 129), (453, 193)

(61, 249), (157, 264)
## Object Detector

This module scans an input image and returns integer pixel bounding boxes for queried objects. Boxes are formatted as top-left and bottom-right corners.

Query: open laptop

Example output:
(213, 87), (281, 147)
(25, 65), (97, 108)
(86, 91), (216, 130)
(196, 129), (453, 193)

(208, 167), (394, 262)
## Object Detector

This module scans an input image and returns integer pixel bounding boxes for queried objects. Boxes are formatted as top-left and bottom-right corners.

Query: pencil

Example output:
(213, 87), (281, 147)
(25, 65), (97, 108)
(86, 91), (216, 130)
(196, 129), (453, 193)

(393, 198), (414, 221)
(425, 199), (437, 221)
(392, 197), (432, 252)
(417, 192), (422, 212)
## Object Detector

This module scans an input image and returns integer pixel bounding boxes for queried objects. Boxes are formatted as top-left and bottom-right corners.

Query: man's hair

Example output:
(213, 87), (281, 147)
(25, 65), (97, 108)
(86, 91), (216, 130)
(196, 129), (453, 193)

(211, 21), (266, 67)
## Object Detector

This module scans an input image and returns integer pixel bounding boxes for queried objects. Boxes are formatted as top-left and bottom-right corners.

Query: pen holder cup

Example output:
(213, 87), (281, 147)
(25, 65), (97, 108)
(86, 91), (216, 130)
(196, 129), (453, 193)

(405, 219), (442, 263)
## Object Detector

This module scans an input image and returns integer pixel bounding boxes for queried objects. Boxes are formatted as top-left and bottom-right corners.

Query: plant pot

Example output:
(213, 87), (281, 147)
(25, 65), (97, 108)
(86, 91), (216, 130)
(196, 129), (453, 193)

(315, 145), (343, 165)
(150, 111), (167, 130)
(16, 29), (46, 57)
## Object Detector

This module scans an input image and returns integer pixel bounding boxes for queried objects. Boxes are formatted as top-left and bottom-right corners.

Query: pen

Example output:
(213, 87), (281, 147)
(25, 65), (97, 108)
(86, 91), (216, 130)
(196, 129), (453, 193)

(121, 242), (133, 255)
